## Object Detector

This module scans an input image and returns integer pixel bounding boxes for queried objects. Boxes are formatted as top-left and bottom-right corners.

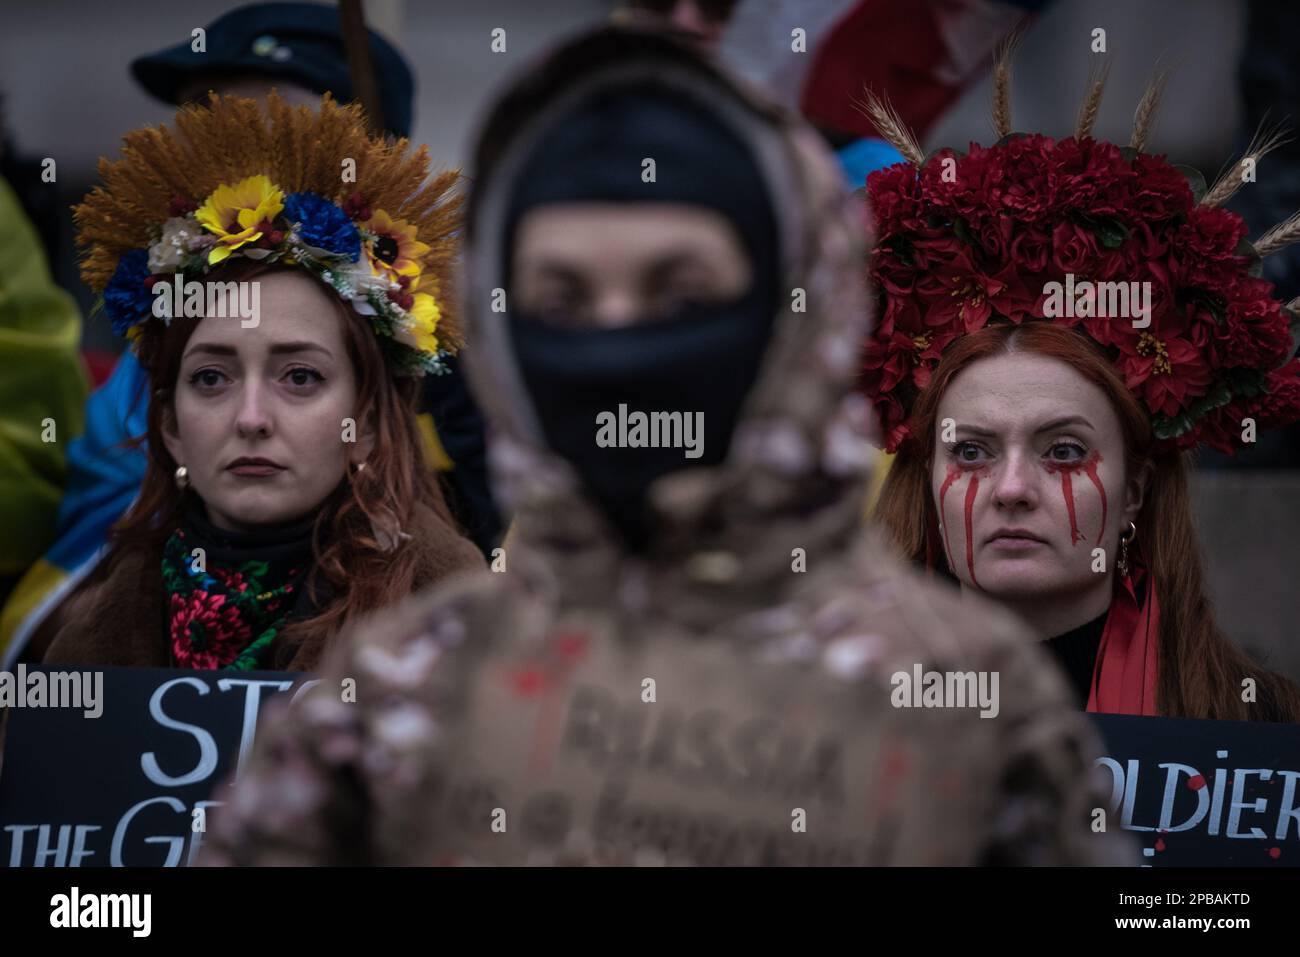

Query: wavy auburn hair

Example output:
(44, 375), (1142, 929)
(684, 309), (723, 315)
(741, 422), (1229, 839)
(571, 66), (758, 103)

(111, 262), (457, 667)
(873, 322), (1300, 721)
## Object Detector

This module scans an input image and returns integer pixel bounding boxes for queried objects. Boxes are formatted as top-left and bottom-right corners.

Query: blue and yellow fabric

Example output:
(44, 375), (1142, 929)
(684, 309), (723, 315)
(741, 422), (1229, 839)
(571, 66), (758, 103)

(0, 347), (142, 666)
(0, 175), (89, 661)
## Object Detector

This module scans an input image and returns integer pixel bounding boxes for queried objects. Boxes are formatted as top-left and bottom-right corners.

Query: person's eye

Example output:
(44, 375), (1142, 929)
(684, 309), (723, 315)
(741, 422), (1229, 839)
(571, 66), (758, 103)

(951, 441), (989, 465)
(664, 274), (712, 302)
(282, 366), (325, 390)
(540, 293), (584, 319)
(652, 272), (718, 315)
(522, 278), (587, 324)
(188, 368), (229, 392)
(1046, 440), (1086, 463)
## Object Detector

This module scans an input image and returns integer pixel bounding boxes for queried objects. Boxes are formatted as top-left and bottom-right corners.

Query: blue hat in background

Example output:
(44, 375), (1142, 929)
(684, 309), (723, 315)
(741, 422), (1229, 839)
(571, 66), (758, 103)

(130, 1), (415, 137)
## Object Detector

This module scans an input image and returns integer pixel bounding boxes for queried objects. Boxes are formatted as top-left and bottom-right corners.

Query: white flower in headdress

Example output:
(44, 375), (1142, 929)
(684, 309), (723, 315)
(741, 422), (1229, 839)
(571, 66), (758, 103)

(327, 256), (396, 316)
(148, 216), (212, 272)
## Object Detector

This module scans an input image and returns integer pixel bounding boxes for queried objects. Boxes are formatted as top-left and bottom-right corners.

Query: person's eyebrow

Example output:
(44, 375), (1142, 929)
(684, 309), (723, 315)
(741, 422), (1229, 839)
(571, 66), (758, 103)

(954, 416), (1096, 438)
(518, 260), (585, 282)
(182, 343), (238, 359)
(1034, 415), (1095, 433)
(647, 252), (710, 277)
(183, 342), (335, 362)
(268, 342), (333, 357)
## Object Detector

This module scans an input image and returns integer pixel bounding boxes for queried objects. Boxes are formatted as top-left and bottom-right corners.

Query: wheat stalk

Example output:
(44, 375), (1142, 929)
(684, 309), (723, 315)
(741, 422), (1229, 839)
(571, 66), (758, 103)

(853, 88), (925, 166)
(1202, 117), (1291, 207)
(991, 29), (1024, 138)
(1255, 209), (1300, 256)
(1075, 60), (1111, 139)
(1129, 67), (1171, 151)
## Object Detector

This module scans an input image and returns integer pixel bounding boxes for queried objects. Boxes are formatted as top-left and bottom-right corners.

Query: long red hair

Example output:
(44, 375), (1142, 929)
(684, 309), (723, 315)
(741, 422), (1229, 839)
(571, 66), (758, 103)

(873, 322), (1300, 721)
(111, 262), (458, 667)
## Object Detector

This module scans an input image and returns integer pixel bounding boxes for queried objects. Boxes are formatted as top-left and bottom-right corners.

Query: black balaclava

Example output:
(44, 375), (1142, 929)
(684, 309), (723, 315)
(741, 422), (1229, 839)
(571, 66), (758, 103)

(505, 86), (781, 551)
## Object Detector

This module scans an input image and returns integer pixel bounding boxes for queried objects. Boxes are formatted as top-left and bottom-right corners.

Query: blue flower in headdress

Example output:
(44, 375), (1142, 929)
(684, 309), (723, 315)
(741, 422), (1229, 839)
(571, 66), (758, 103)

(284, 192), (361, 261)
(102, 249), (153, 337)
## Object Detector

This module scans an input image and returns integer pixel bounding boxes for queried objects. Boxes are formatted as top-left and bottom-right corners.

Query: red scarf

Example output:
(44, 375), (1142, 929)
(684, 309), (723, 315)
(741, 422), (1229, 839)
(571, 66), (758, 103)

(1087, 561), (1161, 716)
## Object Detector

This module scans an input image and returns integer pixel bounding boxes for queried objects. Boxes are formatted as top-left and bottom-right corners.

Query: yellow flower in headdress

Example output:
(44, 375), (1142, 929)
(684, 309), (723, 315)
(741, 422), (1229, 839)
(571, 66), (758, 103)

(364, 209), (430, 283)
(196, 175), (285, 265)
(406, 291), (442, 355)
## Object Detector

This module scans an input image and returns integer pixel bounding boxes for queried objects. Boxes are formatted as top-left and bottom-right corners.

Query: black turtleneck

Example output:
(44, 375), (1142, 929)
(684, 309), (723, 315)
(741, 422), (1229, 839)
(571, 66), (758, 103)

(1043, 611), (1108, 707)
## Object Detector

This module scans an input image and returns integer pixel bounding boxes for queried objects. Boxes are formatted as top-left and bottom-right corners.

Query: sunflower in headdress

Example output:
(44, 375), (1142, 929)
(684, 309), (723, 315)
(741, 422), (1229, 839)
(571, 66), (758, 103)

(361, 208), (430, 285)
(195, 175), (286, 264)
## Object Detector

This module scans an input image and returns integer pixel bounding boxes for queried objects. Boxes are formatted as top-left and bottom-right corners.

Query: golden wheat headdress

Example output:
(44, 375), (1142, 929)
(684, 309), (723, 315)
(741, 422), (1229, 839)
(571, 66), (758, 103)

(75, 92), (461, 375)
(854, 49), (1300, 455)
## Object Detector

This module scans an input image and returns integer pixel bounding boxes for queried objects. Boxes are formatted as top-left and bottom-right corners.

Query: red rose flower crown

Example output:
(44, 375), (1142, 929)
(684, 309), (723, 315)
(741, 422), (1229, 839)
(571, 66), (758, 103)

(858, 54), (1300, 455)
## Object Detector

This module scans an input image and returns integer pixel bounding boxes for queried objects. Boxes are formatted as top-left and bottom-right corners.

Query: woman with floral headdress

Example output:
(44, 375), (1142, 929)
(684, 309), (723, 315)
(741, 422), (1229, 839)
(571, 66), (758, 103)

(863, 59), (1300, 721)
(40, 94), (482, 671)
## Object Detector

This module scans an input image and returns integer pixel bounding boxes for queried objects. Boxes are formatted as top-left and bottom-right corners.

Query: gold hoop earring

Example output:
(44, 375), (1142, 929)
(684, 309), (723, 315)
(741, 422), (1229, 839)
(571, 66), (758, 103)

(174, 465), (190, 490)
(1117, 521), (1137, 577)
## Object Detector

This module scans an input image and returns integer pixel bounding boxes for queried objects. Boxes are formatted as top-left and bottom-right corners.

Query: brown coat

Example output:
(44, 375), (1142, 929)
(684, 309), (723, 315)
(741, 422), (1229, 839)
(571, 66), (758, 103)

(202, 28), (1134, 867)
(41, 502), (482, 672)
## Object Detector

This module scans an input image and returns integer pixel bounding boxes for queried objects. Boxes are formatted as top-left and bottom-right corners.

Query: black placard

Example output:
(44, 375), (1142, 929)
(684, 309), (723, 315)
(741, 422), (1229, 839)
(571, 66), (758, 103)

(0, 666), (308, 867)
(1, 666), (1296, 866)
(1090, 713), (1299, 866)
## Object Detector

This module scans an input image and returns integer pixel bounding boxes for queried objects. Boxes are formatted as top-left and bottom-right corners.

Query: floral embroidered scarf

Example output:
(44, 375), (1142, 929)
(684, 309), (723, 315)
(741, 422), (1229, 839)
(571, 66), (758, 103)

(162, 506), (317, 670)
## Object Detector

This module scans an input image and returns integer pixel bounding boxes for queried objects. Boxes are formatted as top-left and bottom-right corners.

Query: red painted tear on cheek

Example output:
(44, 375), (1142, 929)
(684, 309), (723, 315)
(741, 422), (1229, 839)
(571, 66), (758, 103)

(963, 472), (981, 588)
(938, 465), (960, 571)
(1082, 456), (1107, 546)
(1060, 469), (1082, 546)
(1045, 452), (1104, 548)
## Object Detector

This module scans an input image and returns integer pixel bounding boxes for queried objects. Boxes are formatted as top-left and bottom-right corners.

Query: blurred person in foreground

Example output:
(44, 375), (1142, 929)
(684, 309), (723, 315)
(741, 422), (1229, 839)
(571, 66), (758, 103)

(202, 27), (1129, 867)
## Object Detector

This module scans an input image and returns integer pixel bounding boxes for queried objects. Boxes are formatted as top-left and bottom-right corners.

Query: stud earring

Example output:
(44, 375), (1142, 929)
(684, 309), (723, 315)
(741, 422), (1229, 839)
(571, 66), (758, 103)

(174, 465), (190, 490)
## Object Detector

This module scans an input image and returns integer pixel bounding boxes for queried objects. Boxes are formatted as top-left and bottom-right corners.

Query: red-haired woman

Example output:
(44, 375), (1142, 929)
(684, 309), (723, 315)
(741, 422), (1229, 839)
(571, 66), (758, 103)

(873, 323), (1300, 721)
(38, 95), (483, 671)
(860, 72), (1300, 721)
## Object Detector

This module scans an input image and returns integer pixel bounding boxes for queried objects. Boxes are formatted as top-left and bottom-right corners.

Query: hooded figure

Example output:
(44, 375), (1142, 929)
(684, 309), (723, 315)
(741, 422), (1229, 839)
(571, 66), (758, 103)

(203, 28), (1131, 867)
